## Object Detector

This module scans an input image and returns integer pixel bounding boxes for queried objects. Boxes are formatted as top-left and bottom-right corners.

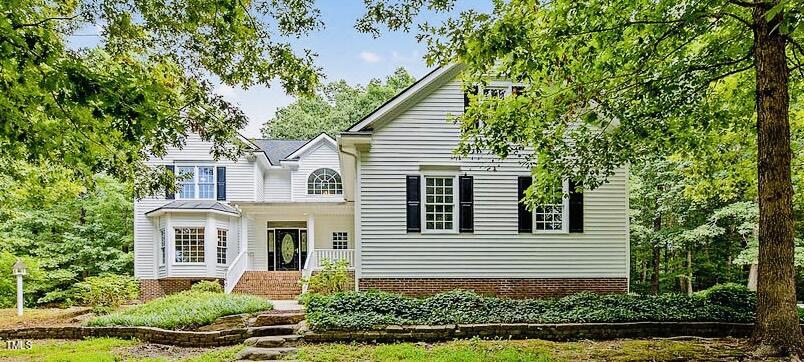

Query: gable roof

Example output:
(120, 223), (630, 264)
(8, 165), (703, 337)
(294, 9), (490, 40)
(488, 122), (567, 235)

(344, 63), (464, 133)
(251, 139), (309, 165)
(284, 133), (337, 160)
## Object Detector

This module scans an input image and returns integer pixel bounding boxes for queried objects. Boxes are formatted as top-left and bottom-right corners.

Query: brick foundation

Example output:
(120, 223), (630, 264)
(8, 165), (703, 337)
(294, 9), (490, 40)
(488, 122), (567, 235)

(139, 278), (222, 301)
(358, 277), (628, 299)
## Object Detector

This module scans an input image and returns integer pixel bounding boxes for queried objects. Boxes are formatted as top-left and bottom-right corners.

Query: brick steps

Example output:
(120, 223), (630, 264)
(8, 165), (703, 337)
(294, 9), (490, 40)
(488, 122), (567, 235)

(233, 271), (302, 299)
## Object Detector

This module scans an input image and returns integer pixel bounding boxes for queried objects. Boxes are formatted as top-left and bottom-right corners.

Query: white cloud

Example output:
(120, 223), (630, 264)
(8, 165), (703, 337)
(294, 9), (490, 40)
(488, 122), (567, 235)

(359, 51), (382, 63)
(214, 84), (238, 99)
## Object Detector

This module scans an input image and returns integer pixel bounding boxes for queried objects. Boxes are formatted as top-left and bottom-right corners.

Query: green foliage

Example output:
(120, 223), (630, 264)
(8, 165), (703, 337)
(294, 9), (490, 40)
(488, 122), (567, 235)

(1, 0), (327, 195)
(0, 164), (134, 306)
(190, 280), (223, 294)
(299, 259), (352, 298)
(304, 286), (758, 331)
(262, 68), (415, 139)
(87, 291), (273, 330)
(0, 251), (46, 308)
(73, 275), (139, 314)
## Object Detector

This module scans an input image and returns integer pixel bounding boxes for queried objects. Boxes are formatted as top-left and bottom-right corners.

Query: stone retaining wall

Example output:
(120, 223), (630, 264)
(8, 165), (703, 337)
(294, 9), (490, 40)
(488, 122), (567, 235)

(302, 322), (756, 343)
(0, 322), (767, 347)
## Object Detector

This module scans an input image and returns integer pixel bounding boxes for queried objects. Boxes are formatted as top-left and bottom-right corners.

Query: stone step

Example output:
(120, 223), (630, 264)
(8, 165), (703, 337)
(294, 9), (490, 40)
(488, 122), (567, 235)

(247, 324), (299, 337)
(252, 312), (306, 327)
(235, 347), (297, 361)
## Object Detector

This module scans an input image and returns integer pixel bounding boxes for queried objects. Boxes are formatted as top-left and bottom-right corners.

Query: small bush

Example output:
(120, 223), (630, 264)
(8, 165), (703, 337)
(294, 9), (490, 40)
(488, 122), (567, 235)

(190, 280), (223, 293)
(74, 275), (139, 314)
(87, 291), (272, 330)
(305, 284), (758, 331)
(299, 258), (351, 297)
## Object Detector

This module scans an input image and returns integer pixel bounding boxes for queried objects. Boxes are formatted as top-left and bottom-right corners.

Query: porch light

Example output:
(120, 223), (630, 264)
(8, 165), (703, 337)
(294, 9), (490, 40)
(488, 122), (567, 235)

(12, 259), (26, 317)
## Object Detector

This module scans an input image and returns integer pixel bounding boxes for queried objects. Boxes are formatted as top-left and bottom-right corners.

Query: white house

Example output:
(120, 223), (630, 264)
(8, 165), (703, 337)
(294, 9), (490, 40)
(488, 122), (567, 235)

(134, 64), (629, 300)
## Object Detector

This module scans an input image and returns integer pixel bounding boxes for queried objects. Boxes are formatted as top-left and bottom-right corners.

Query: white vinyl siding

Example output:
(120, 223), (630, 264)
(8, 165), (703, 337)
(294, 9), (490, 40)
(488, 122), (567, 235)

(357, 78), (629, 279)
(264, 169), (291, 201)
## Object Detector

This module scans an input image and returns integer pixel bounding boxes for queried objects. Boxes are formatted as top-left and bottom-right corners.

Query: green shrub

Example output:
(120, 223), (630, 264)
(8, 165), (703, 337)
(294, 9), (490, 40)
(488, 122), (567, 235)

(0, 252), (47, 308)
(190, 280), (223, 293)
(87, 291), (272, 330)
(305, 284), (758, 332)
(299, 259), (352, 298)
(74, 275), (139, 314)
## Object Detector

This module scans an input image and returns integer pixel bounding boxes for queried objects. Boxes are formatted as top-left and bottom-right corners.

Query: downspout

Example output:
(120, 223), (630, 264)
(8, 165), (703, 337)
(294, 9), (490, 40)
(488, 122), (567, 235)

(339, 143), (361, 291)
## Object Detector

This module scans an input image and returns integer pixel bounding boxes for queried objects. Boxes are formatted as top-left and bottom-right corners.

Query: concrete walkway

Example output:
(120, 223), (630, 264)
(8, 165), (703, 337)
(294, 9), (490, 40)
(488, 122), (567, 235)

(270, 300), (303, 311)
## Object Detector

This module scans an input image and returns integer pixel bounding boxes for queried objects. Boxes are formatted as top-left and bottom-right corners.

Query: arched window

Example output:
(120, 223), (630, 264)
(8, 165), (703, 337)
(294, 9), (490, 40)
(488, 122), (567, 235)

(307, 168), (342, 195)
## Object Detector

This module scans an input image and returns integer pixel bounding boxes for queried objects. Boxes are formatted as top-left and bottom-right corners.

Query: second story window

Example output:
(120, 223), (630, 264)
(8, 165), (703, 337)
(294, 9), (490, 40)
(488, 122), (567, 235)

(308, 168), (342, 195)
(177, 165), (215, 199)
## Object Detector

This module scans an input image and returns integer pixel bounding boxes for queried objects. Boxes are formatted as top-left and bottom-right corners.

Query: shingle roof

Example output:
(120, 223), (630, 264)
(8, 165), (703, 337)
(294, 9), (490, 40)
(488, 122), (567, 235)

(144, 200), (239, 216)
(251, 139), (309, 165)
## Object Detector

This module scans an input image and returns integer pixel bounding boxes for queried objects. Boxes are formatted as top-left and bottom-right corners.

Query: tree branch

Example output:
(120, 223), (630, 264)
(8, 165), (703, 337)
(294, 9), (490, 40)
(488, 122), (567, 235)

(12, 15), (79, 29)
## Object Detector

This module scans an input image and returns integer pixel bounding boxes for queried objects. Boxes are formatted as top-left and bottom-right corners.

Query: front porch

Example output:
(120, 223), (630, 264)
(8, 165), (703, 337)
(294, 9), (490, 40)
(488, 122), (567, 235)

(224, 202), (355, 295)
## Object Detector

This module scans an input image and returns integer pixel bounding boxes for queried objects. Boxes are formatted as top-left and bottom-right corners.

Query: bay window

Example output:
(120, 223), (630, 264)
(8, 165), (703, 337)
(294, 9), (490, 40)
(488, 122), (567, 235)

(174, 227), (205, 263)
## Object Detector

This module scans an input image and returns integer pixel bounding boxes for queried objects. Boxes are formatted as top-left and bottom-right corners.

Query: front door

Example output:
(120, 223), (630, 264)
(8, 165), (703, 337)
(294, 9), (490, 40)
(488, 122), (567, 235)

(275, 229), (300, 271)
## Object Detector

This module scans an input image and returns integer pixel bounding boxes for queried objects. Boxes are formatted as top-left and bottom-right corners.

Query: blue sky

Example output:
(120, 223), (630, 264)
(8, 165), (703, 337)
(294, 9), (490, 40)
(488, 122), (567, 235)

(69, 1), (491, 138)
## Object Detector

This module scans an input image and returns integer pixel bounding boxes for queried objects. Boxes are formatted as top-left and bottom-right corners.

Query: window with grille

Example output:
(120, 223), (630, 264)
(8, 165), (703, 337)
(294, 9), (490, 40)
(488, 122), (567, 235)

(307, 168), (343, 195)
(174, 227), (204, 263)
(483, 87), (507, 99)
(534, 180), (568, 232)
(217, 229), (227, 264)
(176, 166), (215, 199)
(198, 167), (215, 199)
(177, 166), (195, 199)
(159, 229), (166, 266)
(424, 176), (455, 231)
(332, 232), (348, 249)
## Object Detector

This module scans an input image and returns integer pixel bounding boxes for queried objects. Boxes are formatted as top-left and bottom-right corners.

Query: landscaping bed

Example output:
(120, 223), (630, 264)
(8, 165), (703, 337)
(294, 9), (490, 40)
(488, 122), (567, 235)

(304, 284), (757, 331)
(87, 291), (273, 330)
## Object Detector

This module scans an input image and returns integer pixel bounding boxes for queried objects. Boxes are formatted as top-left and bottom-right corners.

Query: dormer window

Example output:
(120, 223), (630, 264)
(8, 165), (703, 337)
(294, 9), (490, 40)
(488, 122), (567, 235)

(177, 165), (216, 199)
(307, 168), (342, 196)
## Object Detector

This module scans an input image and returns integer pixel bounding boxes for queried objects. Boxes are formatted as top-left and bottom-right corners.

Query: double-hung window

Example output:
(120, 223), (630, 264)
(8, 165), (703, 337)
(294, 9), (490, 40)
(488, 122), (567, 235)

(533, 179), (570, 233)
(217, 229), (227, 264)
(332, 232), (348, 249)
(176, 166), (215, 199)
(424, 176), (456, 232)
(159, 229), (166, 266)
(174, 227), (205, 263)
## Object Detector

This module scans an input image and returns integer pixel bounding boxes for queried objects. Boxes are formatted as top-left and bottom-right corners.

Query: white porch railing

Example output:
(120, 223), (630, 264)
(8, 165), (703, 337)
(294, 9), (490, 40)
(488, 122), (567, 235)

(224, 251), (249, 294)
(307, 249), (355, 270)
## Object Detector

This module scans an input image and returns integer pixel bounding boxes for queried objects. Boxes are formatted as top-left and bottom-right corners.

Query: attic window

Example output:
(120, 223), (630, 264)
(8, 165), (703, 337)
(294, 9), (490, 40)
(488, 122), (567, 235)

(308, 168), (342, 195)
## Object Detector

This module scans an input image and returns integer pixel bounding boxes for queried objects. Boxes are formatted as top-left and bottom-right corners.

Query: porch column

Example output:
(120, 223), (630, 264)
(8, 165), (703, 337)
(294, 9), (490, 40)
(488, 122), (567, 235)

(165, 214), (173, 276)
(306, 213), (315, 269)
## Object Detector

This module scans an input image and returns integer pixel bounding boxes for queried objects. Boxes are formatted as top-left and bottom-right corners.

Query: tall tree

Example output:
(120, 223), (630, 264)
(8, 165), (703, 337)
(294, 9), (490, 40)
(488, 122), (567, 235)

(360, 0), (803, 354)
(262, 68), (415, 139)
(1, 0), (323, 195)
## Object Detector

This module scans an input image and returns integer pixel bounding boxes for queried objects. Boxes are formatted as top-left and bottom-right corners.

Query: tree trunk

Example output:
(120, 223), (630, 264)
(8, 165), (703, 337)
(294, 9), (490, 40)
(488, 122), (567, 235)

(751, 2), (802, 355)
(651, 214), (661, 295)
(686, 249), (693, 295)
(749, 263), (758, 291)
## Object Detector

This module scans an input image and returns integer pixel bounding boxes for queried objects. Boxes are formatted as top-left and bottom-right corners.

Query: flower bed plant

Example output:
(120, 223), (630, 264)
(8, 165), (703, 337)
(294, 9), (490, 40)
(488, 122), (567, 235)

(87, 291), (272, 330)
(304, 283), (757, 331)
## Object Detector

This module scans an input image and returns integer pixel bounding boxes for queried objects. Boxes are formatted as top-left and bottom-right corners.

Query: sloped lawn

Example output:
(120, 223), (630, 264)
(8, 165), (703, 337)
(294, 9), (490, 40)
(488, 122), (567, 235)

(87, 291), (272, 330)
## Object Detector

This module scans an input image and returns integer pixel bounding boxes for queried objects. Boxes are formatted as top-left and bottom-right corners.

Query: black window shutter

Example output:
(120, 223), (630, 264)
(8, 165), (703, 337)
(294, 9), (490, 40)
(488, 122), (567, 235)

(165, 165), (175, 200)
(569, 180), (584, 233)
(406, 176), (421, 232)
(216, 167), (227, 201)
(517, 176), (532, 232)
(459, 176), (474, 232)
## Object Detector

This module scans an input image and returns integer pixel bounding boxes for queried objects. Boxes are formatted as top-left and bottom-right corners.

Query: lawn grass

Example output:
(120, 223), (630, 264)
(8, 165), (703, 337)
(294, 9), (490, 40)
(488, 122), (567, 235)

(87, 291), (272, 330)
(288, 338), (751, 362)
(0, 307), (89, 329)
(0, 337), (138, 362)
